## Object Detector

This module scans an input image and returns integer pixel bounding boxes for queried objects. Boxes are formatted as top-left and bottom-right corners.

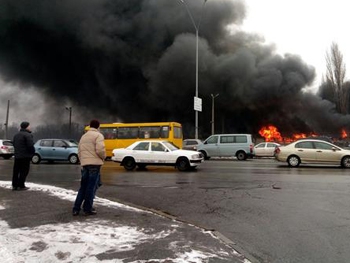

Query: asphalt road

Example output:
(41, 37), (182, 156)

(2, 158), (350, 263)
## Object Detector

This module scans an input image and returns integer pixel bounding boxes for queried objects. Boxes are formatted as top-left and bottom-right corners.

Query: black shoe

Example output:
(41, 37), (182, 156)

(84, 210), (97, 216)
(72, 211), (79, 216)
(12, 187), (18, 191)
(18, 187), (29, 191)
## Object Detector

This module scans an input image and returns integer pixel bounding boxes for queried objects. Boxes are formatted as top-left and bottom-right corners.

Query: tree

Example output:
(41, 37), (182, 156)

(324, 42), (349, 114)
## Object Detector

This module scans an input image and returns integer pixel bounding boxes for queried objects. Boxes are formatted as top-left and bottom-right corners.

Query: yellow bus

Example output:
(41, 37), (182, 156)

(85, 122), (183, 157)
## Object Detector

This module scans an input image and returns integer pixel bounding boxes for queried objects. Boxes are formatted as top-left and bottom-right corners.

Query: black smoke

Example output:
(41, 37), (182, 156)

(0, 0), (349, 139)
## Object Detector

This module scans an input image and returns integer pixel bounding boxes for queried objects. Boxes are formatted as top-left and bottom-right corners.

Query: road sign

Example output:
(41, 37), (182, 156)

(194, 97), (202, 112)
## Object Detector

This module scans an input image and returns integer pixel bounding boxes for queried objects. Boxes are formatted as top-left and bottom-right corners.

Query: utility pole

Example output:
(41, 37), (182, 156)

(4, 100), (10, 139)
(179, 0), (208, 139)
(211, 94), (219, 135)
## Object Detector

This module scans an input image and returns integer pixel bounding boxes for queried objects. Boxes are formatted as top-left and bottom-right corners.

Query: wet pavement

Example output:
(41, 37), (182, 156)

(0, 181), (252, 263)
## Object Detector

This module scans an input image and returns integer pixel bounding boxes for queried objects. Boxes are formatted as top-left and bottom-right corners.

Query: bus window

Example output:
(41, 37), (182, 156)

(160, 126), (170, 138)
(118, 127), (138, 139)
(140, 126), (161, 139)
(173, 126), (182, 139)
(100, 128), (117, 139)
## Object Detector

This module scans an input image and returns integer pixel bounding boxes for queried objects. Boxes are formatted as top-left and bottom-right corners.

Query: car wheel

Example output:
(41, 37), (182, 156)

(236, 151), (247, 161)
(287, 155), (300, 167)
(177, 157), (190, 171)
(69, 154), (79, 164)
(199, 150), (210, 160)
(123, 157), (136, 171)
(32, 154), (41, 164)
(341, 156), (350, 168)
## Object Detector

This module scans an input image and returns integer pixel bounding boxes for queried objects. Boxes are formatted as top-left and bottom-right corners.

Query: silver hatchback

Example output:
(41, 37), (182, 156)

(0, 139), (14, 159)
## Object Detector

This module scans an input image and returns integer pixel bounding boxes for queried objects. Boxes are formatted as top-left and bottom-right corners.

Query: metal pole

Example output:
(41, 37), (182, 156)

(195, 29), (199, 139)
(4, 100), (9, 139)
(179, 0), (208, 139)
(211, 94), (219, 135)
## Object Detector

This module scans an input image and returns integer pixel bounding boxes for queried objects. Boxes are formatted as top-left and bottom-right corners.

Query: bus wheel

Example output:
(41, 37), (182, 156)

(177, 157), (190, 171)
(123, 157), (136, 171)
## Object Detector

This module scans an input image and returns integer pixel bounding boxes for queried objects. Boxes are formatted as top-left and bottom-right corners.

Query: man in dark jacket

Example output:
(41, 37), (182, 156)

(12, 121), (35, 191)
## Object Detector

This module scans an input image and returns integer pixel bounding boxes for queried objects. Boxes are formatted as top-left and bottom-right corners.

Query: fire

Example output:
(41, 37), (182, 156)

(259, 125), (282, 142)
(258, 125), (349, 143)
(258, 125), (316, 143)
(341, 129), (348, 139)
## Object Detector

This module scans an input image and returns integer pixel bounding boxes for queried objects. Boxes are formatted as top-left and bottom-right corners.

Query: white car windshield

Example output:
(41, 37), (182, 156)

(163, 142), (179, 151)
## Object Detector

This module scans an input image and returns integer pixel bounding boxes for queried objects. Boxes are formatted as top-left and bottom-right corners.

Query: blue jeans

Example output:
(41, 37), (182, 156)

(73, 165), (101, 213)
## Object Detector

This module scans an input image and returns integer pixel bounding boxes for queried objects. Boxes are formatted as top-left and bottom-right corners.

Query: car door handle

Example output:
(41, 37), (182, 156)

(316, 150), (322, 152)
(297, 149), (304, 152)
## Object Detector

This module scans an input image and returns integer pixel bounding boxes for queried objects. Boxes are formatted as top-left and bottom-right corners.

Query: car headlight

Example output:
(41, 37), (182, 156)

(191, 154), (201, 159)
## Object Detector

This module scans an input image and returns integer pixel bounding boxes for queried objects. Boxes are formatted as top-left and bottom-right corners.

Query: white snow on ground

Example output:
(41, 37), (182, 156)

(0, 181), (249, 263)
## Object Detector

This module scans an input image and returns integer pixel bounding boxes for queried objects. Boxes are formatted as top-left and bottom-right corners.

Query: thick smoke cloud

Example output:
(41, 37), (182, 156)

(0, 0), (349, 138)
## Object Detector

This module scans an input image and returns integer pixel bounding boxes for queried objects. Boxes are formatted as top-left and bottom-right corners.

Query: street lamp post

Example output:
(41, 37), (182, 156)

(179, 0), (208, 139)
(211, 94), (219, 135)
(4, 100), (10, 139)
(65, 106), (72, 137)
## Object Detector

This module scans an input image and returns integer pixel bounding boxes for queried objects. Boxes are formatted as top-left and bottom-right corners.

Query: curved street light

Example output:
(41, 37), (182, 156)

(179, 0), (208, 139)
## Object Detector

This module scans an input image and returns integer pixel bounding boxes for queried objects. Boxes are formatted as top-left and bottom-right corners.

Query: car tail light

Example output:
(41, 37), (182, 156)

(1, 146), (8, 150)
(274, 147), (281, 154)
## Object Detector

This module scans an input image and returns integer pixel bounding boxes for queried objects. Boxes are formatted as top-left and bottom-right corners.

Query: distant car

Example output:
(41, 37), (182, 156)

(0, 139), (14, 159)
(254, 142), (281, 157)
(275, 139), (350, 168)
(111, 140), (204, 171)
(32, 139), (79, 164)
(182, 139), (202, 151)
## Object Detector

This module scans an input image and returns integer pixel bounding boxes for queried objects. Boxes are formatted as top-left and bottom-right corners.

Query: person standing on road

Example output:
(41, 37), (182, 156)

(73, 119), (106, 216)
(12, 121), (35, 191)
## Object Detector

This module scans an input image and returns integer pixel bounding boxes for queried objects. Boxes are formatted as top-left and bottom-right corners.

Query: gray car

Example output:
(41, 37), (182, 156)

(182, 139), (202, 151)
(0, 139), (14, 159)
(32, 139), (79, 164)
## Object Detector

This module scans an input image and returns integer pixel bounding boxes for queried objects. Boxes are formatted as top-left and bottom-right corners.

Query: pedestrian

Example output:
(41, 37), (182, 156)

(12, 121), (35, 191)
(72, 119), (106, 216)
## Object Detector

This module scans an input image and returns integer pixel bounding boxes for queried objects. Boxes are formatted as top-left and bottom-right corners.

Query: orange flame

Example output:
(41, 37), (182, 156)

(258, 125), (318, 143)
(341, 129), (348, 139)
(259, 125), (282, 142)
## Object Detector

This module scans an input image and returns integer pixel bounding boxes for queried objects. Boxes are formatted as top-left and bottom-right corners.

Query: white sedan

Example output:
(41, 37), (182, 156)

(112, 140), (204, 171)
(254, 142), (281, 157)
(275, 139), (350, 168)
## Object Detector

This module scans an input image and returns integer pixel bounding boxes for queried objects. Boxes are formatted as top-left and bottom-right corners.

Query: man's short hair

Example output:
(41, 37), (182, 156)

(90, 119), (100, 129)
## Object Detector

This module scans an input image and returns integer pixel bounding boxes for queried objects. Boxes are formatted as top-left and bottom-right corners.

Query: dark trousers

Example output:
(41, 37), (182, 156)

(73, 165), (101, 213)
(12, 158), (31, 188)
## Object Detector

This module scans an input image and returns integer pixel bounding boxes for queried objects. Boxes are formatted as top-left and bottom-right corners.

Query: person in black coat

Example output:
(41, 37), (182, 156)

(12, 121), (35, 191)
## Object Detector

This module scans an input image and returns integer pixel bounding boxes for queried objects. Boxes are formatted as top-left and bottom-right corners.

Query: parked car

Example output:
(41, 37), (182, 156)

(254, 142), (281, 157)
(182, 139), (202, 151)
(32, 139), (79, 164)
(0, 139), (14, 159)
(111, 140), (204, 171)
(275, 139), (350, 168)
(197, 134), (255, 160)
